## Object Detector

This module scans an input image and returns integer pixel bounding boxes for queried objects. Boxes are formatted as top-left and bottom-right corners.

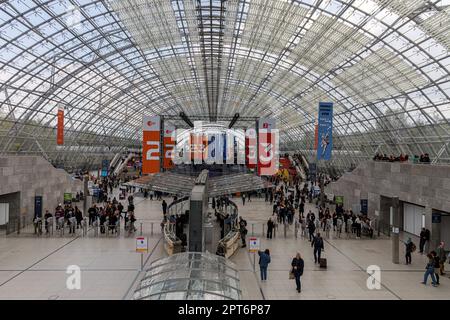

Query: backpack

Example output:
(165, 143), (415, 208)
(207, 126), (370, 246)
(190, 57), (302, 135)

(410, 243), (416, 252)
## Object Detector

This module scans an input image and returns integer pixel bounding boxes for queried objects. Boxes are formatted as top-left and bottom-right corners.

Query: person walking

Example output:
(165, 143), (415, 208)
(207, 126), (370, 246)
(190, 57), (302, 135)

(291, 253), (304, 293)
(403, 237), (414, 265)
(267, 216), (274, 239)
(239, 217), (248, 248)
(419, 228), (427, 254)
(431, 251), (440, 285)
(311, 233), (324, 264)
(422, 253), (438, 287)
(258, 249), (271, 281)
(308, 219), (316, 242)
(436, 241), (447, 275)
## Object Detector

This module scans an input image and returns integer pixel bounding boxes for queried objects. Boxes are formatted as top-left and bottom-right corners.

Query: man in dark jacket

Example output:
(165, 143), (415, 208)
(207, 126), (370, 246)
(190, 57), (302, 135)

(419, 228), (427, 254)
(311, 233), (324, 263)
(267, 217), (274, 239)
(239, 217), (248, 248)
(291, 253), (304, 293)
(308, 220), (316, 242)
(88, 205), (97, 226)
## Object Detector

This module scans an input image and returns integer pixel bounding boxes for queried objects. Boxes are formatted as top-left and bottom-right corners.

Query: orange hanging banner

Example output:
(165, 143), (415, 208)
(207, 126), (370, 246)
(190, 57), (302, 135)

(142, 116), (161, 174)
(57, 108), (64, 145)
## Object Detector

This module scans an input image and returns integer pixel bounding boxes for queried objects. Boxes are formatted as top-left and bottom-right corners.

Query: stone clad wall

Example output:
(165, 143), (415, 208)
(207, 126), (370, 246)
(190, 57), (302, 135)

(0, 156), (83, 222)
(325, 161), (450, 218)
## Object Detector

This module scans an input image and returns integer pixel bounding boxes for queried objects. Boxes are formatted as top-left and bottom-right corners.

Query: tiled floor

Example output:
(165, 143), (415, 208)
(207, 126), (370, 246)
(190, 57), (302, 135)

(0, 191), (449, 300)
(234, 197), (450, 300)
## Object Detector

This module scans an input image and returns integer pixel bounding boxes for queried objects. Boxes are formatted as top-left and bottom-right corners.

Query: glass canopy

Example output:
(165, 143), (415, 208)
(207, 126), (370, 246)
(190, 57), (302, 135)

(133, 252), (242, 300)
(0, 0), (449, 172)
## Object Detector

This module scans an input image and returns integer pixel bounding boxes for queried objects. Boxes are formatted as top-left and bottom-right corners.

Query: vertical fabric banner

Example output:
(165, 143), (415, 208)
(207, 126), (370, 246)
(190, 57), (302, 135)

(163, 124), (176, 169)
(236, 129), (246, 165)
(226, 131), (235, 164)
(206, 134), (220, 164)
(245, 128), (257, 168)
(142, 116), (161, 174)
(189, 133), (194, 163)
(258, 118), (277, 176)
(101, 159), (109, 177)
(317, 102), (333, 161)
(192, 122), (203, 164)
(222, 133), (227, 163)
(57, 107), (64, 145)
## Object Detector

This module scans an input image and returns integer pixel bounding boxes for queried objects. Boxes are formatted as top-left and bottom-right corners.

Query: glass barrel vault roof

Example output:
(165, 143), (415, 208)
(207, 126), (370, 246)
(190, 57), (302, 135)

(0, 0), (449, 171)
(133, 252), (242, 300)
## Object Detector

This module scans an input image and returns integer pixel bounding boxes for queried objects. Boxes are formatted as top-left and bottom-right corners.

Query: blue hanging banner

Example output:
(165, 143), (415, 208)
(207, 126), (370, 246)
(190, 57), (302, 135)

(101, 159), (109, 177)
(222, 133), (227, 162)
(317, 102), (333, 161)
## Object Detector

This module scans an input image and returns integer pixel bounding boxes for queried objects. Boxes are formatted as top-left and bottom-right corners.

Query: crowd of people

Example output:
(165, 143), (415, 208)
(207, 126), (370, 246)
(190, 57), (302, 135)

(373, 153), (431, 163)
(239, 176), (450, 293)
(36, 203), (84, 235)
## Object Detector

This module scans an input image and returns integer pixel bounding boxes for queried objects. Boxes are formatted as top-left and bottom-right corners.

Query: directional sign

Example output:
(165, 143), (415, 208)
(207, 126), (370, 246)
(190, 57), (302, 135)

(136, 237), (148, 253)
(249, 237), (260, 253)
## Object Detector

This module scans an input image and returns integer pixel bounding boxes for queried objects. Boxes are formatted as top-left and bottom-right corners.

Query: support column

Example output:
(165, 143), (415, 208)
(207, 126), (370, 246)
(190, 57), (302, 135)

(83, 175), (89, 217)
(391, 196), (400, 264)
(424, 206), (432, 254)
(431, 209), (441, 253)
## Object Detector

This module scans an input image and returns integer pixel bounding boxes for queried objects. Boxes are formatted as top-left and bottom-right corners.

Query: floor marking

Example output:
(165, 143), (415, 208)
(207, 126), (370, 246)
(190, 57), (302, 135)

(323, 238), (402, 300)
(246, 250), (266, 300)
(0, 233), (83, 288)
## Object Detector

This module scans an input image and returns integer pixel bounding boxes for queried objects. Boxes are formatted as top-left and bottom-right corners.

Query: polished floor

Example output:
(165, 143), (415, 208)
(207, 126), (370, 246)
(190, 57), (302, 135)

(0, 191), (449, 300)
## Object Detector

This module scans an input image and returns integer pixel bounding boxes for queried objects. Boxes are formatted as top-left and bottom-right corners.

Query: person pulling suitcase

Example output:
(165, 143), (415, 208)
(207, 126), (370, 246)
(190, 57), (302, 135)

(311, 232), (325, 265)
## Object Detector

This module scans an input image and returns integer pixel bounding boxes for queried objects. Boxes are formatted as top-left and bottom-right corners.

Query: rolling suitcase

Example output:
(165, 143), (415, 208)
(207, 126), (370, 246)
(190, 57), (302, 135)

(319, 258), (327, 268)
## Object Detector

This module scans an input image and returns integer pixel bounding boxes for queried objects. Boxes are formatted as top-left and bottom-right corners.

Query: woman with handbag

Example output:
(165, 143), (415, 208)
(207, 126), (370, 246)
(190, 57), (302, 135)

(291, 253), (304, 293)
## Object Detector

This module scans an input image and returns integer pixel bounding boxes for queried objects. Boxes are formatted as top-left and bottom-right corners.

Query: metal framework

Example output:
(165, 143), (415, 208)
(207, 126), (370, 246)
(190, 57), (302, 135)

(0, 0), (449, 171)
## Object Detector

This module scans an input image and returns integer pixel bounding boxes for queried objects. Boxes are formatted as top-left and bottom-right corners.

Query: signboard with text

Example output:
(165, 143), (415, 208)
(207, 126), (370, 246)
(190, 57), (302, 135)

(335, 196), (344, 205)
(34, 196), (43, 218)
(64, 193), (72, 204)
(360, 199), (368, 215)
(249, 237), (260, 253)
(136, 236), (148, 253)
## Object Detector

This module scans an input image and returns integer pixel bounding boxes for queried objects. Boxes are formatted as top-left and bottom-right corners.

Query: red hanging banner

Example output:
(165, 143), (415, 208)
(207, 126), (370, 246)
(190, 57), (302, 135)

(57, 108), (64, 145)
(257, 118), (277, 176)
